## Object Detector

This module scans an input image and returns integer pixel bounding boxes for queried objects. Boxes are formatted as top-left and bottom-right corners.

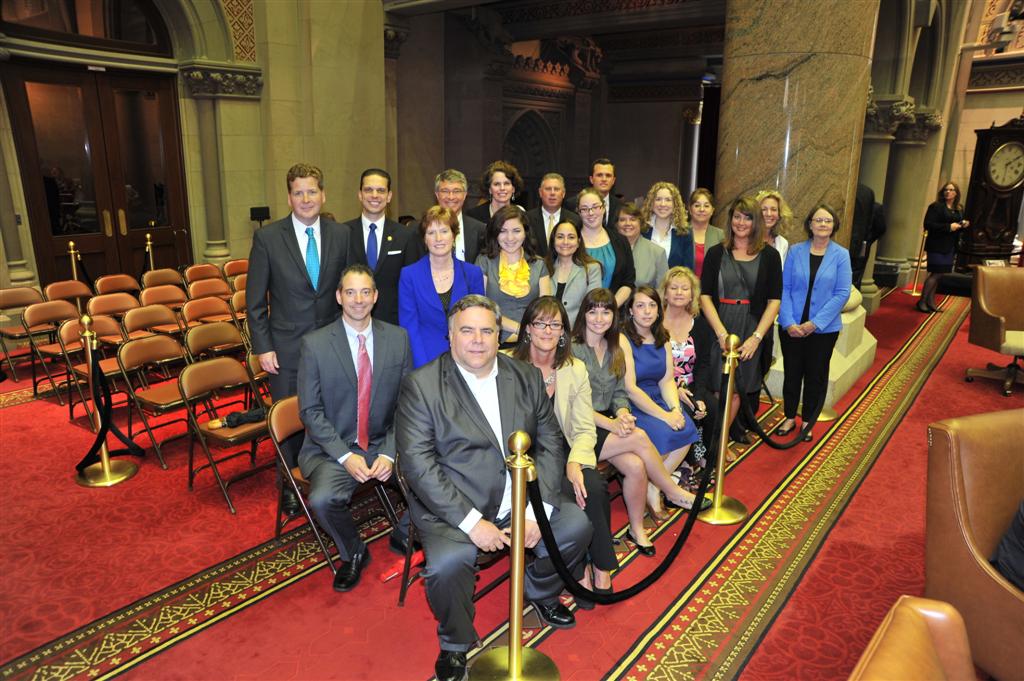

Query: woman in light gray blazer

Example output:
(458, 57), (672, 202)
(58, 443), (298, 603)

(616, 201), (668, 289)
(545, 219), (602, 328)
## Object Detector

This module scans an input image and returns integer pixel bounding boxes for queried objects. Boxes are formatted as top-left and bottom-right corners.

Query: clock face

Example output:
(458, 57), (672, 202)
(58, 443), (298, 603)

(988, 140), (1024, 190)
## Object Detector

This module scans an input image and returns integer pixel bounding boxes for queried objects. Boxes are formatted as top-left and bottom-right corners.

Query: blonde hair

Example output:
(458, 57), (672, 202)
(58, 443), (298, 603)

(661, 266), (701, 316)
(754, 189), (794, 239)
(641, 181), (688, 235)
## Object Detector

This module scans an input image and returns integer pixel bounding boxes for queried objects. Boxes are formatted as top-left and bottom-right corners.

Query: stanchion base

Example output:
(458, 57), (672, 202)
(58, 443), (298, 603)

(901, 289), (923, 297)
(76, 460), (138, 487)
(469, 647), (560, 681)
(698, 495), (748, 525)
(817, 407), (839, 422)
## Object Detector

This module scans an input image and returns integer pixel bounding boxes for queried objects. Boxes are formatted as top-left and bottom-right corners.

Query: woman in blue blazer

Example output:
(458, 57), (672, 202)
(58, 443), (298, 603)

(777, 204), (852, 441)
(398, 206), (485, 367)
(640, 181), (694, 270)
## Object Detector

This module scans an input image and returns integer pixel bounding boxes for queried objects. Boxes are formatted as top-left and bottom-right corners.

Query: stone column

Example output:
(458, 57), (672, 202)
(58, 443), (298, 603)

(875, 109), (944, 285)
(0, 134), (35, 286)
(196, 98), (230, 263)
(857, 93), (914, 312)
(714, 0), (880, 245)
(384, 17), (409, 193)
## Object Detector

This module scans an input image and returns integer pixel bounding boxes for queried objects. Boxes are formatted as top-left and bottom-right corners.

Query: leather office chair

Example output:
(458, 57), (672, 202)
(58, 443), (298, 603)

(848, 595), (975, 680)
(965, 266), (1024, 396)
(925, 408), (1024, 681)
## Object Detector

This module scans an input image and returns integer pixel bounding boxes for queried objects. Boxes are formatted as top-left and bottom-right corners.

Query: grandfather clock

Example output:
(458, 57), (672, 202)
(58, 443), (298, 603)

(957, 116), (1024, 269)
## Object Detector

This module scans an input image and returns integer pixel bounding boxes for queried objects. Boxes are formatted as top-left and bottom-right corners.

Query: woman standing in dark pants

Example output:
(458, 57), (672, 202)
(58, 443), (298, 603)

(919, 181), (968, 313)
(776, 204), (852, 442)
(699, 196), (782, 456)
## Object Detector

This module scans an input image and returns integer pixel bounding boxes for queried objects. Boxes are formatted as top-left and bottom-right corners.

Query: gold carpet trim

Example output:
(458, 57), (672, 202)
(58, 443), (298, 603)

(608, 297), (968, 681)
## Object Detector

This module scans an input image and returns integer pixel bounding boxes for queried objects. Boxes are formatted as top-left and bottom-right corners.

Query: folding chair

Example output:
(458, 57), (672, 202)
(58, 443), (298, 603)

(178, 356), (271, 513)
(184, 321), (247, 362)
(182, 296), (238, 326)
(246, 349), (271, 407)
(118, 334), (189, 469)
(184, 263), (223, 285)
(60, 314), (125, 422)
(44, 280), (92, 309)
(268, 396), (337, 575)
(1, 286), (45, 380)
(94, 274), (141, 295)
(188, 278), (233, 301)
(87, 292), (140, 320)
(142, 268), (184, 289)
(21, 299), (78, 400)
(231, 273), (247, 293)
(123, 304), (182, 340)
(230, 289), (247, 330)
(140, 284), (188, 315)
(223, 259), (248, 288)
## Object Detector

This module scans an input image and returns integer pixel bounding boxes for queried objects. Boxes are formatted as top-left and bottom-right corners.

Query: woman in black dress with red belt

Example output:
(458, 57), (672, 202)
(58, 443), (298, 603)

(918, 181), (968, 313)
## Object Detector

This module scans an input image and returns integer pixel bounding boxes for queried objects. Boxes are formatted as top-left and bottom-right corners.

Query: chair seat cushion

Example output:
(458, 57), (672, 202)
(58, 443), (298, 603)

(2, 323), (53, 338)
(1001, 330), (1024, 356)
(151, 323), (182, 335)
(37, 341), (79, 357)
(73, 357), (121, 377)
(200, 419), (266, 445)
(135, 382), (185, 411)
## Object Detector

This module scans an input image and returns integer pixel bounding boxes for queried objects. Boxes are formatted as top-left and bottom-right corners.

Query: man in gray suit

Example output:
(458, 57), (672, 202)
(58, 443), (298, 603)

(247, 163), (351, 514)
(297, 265), (413, 593)
(525, 172), (581, 257)
(396, 295), (591, 681)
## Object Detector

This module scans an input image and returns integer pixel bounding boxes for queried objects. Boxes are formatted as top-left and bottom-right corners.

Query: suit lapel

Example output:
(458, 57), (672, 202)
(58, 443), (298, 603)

(279, 218), (311, 289)
(443, 358), (502, 454)
(368, 320), (386, 407)
(350, 220), (368, 265)
(376, 220), (395, 273)
(316, 222), (334, 294)
(329, 320), (358, 388)
(497, 364), (517, 457)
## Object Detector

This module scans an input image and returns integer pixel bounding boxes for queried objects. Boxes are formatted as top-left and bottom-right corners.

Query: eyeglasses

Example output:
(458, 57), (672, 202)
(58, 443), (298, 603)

(578, 204), (603, 215)
(530, 320), (564, 332)
(437, 188), (466, 196)
(811, 217), (834, 224)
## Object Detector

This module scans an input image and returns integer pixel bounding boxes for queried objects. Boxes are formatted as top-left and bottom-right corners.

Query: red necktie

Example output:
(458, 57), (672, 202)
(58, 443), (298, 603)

(357, 333), (372, 451)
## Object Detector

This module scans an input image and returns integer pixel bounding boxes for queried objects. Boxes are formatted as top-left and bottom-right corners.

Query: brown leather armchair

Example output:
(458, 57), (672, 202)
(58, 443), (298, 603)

(925, 408), (1024, 681)
(965, 266), (1024, 396)
(848, 595), (974, 680)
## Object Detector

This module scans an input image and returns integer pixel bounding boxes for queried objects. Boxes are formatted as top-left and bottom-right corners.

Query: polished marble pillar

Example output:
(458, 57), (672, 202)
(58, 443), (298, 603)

(714, 0), (880, 246)
(197, 99), (230, 263)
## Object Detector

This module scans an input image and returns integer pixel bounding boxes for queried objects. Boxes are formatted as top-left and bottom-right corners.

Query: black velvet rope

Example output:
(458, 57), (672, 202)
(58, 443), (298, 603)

(75, 345), (145, 473)
(524, 384), (726, 606)
(76, 256), (94, 290)
(735, 384), (823, 450)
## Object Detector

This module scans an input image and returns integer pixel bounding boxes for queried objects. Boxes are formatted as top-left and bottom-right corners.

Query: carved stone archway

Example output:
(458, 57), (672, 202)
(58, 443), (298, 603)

(503, 109), (559, 206)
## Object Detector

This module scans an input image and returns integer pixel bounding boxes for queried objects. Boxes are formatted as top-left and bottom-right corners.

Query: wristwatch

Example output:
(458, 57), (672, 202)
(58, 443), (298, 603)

(752, 331), (763, 341)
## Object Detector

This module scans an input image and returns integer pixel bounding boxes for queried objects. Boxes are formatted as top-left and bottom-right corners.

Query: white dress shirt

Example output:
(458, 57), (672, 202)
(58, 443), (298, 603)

(647, 219), (673, 257)
(454, 212), (466, 261)
(291, 214), (322, 264)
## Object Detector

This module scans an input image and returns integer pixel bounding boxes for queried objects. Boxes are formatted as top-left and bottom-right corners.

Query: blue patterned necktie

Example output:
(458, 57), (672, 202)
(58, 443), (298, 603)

(367, 223), (378, 270)
(305, 227), (320, 289)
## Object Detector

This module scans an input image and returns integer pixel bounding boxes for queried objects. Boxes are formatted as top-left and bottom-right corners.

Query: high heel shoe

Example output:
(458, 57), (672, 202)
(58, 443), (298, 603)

(646, 499), (670, 522)
(915, 301), (930, 313)
(627, 530), (656, 557)
(776, 419), (797, 436)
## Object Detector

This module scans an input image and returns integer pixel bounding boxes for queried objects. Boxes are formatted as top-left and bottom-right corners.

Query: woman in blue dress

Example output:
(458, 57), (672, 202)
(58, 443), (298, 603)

(620, 285), (702, 515)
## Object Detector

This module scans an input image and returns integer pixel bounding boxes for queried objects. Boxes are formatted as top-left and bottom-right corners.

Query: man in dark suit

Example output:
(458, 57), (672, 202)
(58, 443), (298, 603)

(525, 172), (581, 257)
(408, 169), (486, 264)
(247, 163), (350, 514)
(395, 295), (592, 681)
(567, 158), (622, 229)
(297, 265), (412, 592)
(344, 169), (416, 325)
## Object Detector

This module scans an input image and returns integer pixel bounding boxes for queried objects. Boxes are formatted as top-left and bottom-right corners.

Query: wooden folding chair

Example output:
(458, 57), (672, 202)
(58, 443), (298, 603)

(118, 334), (189, 469)
(268, 396), (337, 575)
(178, 356), (271, 513)
(1, 286), (45, 381)
(94, 274), (141, 295)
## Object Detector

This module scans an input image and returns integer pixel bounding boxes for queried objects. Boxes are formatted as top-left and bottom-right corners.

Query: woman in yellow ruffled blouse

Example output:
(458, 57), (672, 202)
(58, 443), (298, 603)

(476, 204), (552, 344)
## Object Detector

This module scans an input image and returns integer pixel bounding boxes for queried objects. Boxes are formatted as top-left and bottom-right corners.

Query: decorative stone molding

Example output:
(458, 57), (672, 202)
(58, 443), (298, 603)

(511, 55), (570, 78)
(222, 0), (256, 63)
(597, 25), (725, 51)
(895, 109), (943, 143)
(181, 64), (263, 99)
(384, 21), (410, 60)
(504, 81), (574, 101)
(496, 0), (692, 24)
(968, 61), (1024, 91)
(554, 36), (602, 90)
(864, 96), (915, 135)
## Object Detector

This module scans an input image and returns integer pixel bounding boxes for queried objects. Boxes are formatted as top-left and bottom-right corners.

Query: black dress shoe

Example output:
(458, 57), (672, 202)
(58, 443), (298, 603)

(915, 300), (931, 313)
(434, 650), (467, 681)
(729, 424), (754, 445)
(388, 533), (421, 555)
(626, 530), (656, 557)
(530, 600), (576, 629)
(333, 548), (371, 592)
(281, 486), (302, 518)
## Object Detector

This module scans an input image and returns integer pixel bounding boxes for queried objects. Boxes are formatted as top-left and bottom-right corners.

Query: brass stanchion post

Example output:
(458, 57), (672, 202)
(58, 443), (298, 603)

(67, 241), (81, 313)
(75, 315), (139, 488)
(698, 335), (748, 525)
(902, 231), (926, 296)
(145, 232), (155, 272)
(470, 431), (559, 681)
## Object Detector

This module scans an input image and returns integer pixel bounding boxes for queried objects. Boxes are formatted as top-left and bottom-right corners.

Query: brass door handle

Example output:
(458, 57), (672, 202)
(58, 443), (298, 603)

(117, 208), (127, 236)
(102, 209), (113, 237)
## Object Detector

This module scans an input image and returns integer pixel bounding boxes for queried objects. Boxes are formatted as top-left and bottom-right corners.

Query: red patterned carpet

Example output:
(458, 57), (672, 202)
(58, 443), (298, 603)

(1, 290), (1013, 680)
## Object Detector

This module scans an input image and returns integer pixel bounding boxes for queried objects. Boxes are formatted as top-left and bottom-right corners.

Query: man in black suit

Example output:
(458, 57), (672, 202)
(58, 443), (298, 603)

(297, 265), (413, 593)
(525, 172), (581, 257)
(344, 169), (416, 325)
(247, 163), (350, 514)
(396, 295), (592, 681)
(567, 158), (622, 229)
(409, 169), (486, 265)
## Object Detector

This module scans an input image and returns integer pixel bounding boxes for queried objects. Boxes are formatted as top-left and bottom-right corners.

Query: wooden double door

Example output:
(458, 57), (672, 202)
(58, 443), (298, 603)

(3, 60), (192, 285)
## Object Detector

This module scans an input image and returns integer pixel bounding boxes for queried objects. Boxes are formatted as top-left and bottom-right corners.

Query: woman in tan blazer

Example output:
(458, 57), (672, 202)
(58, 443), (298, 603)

(509, 296), (615, 604)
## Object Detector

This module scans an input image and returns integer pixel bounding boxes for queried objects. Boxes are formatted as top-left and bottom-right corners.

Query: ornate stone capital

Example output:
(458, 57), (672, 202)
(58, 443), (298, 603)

(895, 109), (943, 143)
(384, 19), (410, 60)
(864, 95), (915, 135)
(510, 55), (570, 78)
(180, 63), (263, 100)
(556, 36), (603, 90)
